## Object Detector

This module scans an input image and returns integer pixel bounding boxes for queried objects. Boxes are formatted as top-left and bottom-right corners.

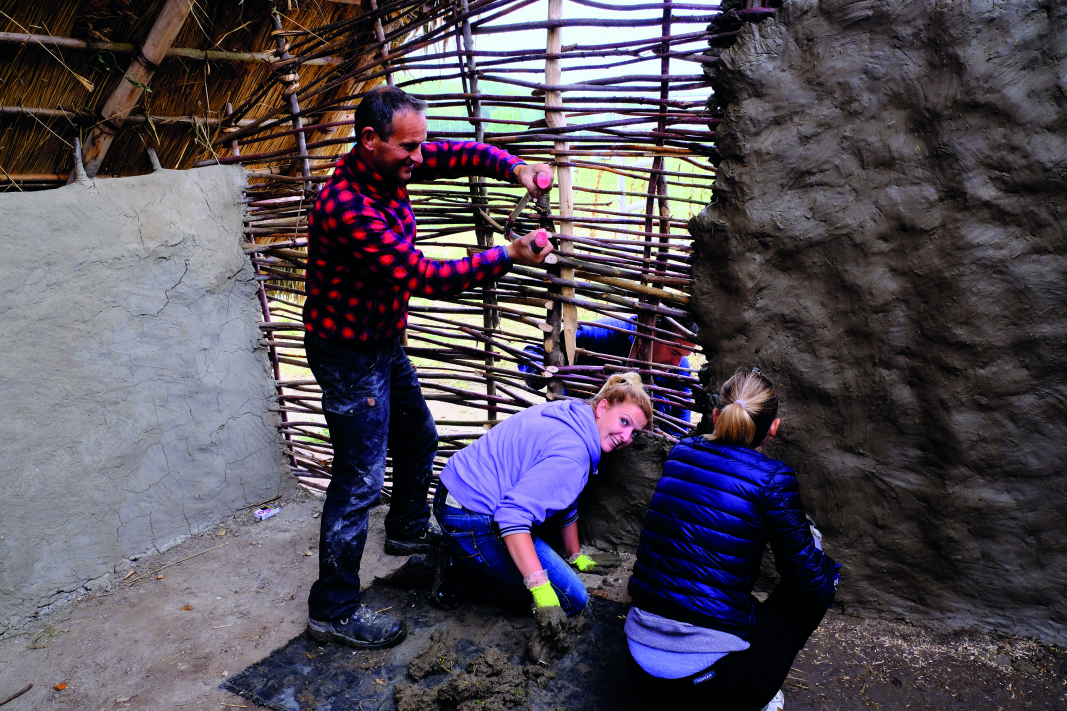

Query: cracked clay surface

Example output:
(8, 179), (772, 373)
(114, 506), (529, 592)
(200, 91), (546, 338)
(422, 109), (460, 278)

(0, 166), (288, 636)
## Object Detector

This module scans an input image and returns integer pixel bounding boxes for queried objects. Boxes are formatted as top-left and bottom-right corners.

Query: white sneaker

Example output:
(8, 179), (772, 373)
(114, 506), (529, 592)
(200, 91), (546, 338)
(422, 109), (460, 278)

(759, 689), (785, 711)
(807, 517), (823, 551)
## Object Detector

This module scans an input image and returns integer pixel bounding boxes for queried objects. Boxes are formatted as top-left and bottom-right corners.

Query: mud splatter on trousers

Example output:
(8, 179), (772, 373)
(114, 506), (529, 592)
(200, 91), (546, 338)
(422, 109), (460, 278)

(305, 334), (438, 621)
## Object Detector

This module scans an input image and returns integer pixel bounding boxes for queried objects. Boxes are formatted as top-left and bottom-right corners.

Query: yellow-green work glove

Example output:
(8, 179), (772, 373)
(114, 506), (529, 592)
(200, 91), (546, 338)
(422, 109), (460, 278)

(570, 554), (599, 573)
(568, 552), (624, 574)
(529, 581), (561, 609)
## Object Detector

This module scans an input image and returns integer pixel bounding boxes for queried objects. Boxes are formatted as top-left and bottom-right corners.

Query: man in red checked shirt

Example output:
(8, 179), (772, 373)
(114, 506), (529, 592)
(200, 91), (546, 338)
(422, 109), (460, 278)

(302, 87), (554, 650)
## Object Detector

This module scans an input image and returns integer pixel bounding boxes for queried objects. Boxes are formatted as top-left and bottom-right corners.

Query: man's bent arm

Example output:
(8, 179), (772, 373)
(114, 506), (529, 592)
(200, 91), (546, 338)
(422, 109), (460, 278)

(413, 141), (553, 197)
(344, 204), (511, 299)
(413, 141), (526, 184)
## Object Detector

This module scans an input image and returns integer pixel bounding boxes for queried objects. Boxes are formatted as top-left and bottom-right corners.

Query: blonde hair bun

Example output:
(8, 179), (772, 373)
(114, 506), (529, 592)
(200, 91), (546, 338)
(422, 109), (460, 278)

(590, 371), (654, 429)
(604, 372), (642, 389)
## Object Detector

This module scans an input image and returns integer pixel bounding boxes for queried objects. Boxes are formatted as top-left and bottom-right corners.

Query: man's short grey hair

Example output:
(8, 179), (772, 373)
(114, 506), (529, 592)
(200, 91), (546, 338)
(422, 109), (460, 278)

(354, 87), (428, 140)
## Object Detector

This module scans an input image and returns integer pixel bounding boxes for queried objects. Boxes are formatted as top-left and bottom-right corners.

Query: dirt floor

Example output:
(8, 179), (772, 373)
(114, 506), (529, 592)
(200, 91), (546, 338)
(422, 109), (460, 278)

(0, 480), (1063, 711)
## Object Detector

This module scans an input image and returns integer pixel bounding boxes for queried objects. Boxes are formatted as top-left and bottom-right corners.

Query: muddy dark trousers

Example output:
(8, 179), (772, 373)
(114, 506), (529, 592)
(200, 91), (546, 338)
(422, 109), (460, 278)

(304, 335), (438, 621)
(627, 579), (829, 710)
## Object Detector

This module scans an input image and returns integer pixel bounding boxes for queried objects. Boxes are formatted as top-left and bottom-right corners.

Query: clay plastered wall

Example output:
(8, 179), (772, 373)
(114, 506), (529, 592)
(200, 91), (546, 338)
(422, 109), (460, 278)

(691, 0), (1067, 642)
(0, 166), (287, 635)
(578, 432), (673, 552)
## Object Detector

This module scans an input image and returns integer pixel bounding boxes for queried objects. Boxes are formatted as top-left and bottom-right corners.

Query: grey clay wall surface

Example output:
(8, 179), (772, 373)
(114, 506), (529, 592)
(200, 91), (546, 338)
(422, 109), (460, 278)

(0, 166), (287, 635)
(690, 0), (1067, 642)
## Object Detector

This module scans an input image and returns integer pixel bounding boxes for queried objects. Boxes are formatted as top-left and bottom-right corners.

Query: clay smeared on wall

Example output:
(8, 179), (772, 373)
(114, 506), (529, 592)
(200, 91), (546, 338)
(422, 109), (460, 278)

(691, 0), (1067, 642)
(578, 432), (673, 551)
(0, 166), (287, 635)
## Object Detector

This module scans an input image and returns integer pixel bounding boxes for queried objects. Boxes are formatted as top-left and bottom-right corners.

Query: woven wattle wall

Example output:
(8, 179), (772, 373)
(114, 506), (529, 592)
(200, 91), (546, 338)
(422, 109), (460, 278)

(230, 0), (722, 494)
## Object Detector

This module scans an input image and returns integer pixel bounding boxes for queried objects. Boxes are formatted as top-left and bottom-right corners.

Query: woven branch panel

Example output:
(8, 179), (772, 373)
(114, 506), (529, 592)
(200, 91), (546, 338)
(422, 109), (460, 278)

(210, 0), (773, 493)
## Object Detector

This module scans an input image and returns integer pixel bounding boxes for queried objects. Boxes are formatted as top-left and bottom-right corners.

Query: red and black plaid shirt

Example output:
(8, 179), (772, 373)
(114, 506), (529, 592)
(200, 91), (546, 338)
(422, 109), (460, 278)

(303, 141), (524, 342)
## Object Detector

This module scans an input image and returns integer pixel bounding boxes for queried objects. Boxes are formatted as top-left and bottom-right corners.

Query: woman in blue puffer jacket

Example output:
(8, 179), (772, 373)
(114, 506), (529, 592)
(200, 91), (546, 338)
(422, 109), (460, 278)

(625, 368), (840, 710)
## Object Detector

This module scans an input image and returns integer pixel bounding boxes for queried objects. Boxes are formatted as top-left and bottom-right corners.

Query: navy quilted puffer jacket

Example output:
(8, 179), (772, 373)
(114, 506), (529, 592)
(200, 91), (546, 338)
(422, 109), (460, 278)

(628, 436), (839, 640)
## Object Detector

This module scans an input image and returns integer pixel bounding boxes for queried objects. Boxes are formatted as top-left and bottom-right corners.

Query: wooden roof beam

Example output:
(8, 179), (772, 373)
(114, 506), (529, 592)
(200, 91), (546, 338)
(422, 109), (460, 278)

(0, 104), (254, 126)
(71, 0), (194, 180)
(0, 32), (342, 66)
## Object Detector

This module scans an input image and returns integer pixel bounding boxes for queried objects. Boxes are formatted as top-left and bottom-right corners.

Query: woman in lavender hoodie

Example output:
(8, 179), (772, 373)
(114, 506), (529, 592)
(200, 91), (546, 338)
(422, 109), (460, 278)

(431, 373), (653, 620)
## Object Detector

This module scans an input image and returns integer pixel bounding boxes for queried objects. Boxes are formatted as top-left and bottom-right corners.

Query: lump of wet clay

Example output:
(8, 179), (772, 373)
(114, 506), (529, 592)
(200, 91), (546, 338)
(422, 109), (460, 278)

(528, 608), (587, 664)
(395, 683), (440, 711)
(437, 648), (526, 709)
(408, 629), (456, 681)
(395, 647), (556, 711)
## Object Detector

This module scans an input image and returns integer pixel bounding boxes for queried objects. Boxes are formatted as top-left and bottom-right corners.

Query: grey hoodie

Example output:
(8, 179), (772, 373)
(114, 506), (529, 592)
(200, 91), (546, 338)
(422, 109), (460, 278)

(439, 400), (601, 536)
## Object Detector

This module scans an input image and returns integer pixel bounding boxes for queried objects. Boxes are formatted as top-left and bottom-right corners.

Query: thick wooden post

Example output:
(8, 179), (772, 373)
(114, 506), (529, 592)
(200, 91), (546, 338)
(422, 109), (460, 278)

(72, 0), (192, 180)
(545, 0), (577, 366)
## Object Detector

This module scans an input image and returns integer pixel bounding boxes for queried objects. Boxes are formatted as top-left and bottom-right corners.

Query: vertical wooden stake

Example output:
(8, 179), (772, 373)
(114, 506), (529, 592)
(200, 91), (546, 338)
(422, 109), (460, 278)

(71, 138), (88, 183)
(224, 102), (241, 156)
(457, 0), (498, 419)
(538, 194), (565, 398)
(629, 0), (674, 373)
(545, 0), (577, 366)
(271, 12), (311, 185)
(369, 0), (395, 86)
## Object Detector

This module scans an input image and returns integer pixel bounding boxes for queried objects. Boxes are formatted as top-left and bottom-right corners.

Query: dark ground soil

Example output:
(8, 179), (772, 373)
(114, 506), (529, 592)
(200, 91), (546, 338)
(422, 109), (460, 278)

(784, 613), (1066, 710)
(0, 482), (1063, 710)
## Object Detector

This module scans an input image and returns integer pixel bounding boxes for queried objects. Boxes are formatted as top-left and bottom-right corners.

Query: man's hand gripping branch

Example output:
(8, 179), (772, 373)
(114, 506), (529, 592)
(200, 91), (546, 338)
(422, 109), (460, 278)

(506, 163), (557, 267)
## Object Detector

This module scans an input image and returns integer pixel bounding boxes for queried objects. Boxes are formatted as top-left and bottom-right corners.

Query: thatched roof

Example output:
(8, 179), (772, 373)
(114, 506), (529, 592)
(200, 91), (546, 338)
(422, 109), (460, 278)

(0, 0), (387, 183)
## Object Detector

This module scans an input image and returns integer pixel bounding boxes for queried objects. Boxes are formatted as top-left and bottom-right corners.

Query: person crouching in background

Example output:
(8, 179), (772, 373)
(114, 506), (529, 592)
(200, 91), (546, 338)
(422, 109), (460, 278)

(519, 315), (696, 435)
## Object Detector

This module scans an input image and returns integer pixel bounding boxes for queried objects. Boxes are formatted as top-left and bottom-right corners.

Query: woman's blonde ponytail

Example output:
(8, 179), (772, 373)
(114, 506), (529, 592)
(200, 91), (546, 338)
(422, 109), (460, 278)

(707, 369), (778, 448)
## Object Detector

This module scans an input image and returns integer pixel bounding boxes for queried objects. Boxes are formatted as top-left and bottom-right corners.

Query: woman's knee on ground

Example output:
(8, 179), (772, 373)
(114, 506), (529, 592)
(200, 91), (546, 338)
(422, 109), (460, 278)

(562, 584), (588, 616)
(548, 568), (588, 615)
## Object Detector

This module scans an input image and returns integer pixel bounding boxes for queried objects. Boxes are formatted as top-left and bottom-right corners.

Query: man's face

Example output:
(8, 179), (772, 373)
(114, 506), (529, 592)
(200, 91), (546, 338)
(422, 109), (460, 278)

(364, 109), (427, 184)
(651, 335), (694, 367)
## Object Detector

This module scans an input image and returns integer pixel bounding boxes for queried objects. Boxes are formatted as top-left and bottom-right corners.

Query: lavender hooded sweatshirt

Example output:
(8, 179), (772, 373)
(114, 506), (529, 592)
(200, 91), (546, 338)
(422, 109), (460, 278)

(438, 400), (601, 537)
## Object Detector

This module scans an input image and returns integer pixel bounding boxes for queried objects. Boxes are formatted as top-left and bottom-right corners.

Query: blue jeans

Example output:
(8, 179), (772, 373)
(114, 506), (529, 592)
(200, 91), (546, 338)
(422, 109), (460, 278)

(432, 486), (588, 616)
(305, 335), (438, 621)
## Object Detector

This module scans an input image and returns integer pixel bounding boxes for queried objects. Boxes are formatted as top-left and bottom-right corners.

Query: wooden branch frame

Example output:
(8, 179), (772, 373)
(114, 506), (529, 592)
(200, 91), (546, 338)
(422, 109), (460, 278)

(219, 0), (749, 479)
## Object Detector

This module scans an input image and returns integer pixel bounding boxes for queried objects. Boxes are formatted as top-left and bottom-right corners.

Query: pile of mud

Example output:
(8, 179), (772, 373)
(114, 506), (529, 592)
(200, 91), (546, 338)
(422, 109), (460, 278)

(396, 639), (555, 711)
(691, 0), (1067, 642)
(222, 580), (632, 711)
